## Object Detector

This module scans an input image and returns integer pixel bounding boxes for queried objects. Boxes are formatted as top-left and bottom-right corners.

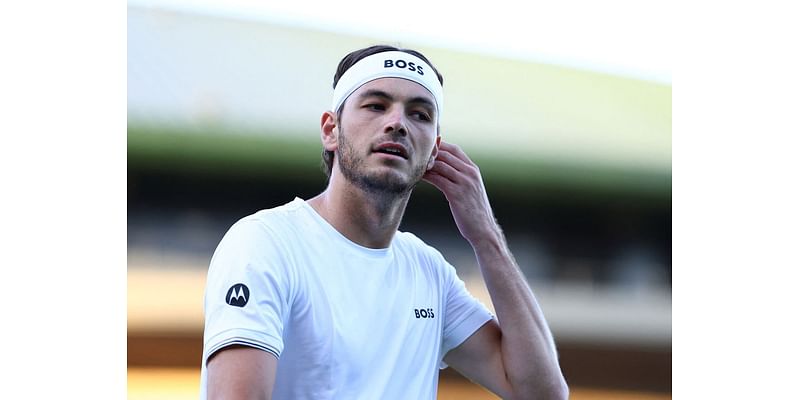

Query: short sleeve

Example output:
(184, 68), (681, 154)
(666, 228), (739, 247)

(438, 258), (494, 369)
(202, 217), (294, 365)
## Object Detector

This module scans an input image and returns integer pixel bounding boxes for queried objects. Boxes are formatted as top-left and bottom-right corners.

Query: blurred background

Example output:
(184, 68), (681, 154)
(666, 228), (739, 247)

(127, 1), (671, 398)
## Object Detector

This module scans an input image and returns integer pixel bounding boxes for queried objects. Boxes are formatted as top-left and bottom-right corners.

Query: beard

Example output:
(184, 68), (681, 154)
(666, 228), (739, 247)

(336, 127), (428, 196)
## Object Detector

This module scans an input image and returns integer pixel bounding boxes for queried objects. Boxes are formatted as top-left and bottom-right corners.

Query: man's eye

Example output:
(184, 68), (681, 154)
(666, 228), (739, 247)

(365, 104), (385, 111)
(411, 111), (432, 122)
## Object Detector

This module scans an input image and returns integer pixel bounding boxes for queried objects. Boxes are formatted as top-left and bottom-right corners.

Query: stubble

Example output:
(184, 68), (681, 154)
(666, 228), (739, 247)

(336, 127), (427, 197)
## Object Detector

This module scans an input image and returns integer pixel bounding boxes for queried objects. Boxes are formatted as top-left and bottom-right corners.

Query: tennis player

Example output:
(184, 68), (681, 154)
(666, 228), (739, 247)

(200, 45), (568, 399)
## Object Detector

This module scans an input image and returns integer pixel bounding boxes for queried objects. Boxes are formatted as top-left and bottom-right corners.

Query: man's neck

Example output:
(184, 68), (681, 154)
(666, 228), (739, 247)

(307, 175), (411, 249)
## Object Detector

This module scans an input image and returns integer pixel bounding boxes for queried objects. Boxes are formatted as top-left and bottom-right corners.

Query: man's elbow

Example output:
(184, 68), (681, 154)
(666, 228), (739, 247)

(542, 378), (569, 400)
(510, 376), (569, 400)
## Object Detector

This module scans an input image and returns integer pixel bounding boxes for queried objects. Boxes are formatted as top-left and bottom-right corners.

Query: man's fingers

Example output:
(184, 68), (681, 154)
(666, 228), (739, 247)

(436, 142), (480, 179)
(428, 158), (462, 183)
(423, 171), (455, 196)
(435, 149), (472, 173)
(438, 141), (475, 166)
(427, 140), (487, 205)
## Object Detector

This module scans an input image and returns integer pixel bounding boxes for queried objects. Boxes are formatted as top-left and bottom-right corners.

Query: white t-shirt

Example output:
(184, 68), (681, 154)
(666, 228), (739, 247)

(200, 198), (493, 400)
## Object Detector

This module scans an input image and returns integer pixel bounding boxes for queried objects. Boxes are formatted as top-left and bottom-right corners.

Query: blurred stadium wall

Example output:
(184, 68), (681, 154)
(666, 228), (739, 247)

(128, 4), (671, 398)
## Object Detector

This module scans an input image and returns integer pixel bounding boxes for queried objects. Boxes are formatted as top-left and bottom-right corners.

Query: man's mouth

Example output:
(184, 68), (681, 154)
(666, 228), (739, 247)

(373, 143), (409, 160)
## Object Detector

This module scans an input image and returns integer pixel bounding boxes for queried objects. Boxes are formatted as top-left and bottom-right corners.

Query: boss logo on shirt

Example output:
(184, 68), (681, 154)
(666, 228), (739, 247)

(226, 283), (250, 307)
(414, 308), (435, 319)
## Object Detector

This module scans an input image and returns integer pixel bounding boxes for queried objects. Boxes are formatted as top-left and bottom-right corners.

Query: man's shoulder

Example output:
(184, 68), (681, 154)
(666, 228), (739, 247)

(394, 231), (445, 260)
(393, 231), (458, 282)
(394, 230), (428, 247)
(237, 198), (306, 225)
(224, 198), (308, 241)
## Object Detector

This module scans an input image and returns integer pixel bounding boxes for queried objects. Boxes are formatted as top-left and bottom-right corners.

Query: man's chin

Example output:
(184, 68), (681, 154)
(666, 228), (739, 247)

(361, 176), (412, 195)
(338, 160), (424, 196)
(347, 169), (417, 194)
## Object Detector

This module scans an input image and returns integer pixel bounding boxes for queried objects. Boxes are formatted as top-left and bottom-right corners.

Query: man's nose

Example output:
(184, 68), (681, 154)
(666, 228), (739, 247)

(384, 106), (408, 136)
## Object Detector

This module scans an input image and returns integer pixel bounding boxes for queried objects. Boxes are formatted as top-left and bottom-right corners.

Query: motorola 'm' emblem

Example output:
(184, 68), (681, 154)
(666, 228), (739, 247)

(226, 283), (250, 307)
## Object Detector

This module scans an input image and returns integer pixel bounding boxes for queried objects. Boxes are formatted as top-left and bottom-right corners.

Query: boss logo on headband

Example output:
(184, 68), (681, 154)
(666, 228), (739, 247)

(384, 59), (424, 76)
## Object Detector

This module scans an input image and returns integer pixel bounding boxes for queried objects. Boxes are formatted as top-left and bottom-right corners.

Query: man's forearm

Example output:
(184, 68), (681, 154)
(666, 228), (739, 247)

(422, 141), (567, 397)
(470, 225), (568, 398)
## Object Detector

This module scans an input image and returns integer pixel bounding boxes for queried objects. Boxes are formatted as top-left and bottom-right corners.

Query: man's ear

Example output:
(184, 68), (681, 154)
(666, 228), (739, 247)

(320, 111), (338, 152)
(426, 135), (441, 171)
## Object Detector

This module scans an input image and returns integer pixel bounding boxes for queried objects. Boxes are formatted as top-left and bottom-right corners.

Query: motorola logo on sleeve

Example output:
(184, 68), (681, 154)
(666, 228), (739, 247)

(226, 283), (250, 307)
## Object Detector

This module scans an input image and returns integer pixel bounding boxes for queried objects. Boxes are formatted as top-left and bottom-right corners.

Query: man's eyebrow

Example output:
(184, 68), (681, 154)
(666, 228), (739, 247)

(407, 96), (435, 111)
(359, 90), (435, 107)
(357, 89), (436, 115)
(357, 89), (394, 101)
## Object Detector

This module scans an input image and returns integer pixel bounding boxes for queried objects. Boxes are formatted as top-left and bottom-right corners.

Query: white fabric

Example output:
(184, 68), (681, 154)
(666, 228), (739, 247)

(200, 198), (493, 400)
(331, 51), (444, 120)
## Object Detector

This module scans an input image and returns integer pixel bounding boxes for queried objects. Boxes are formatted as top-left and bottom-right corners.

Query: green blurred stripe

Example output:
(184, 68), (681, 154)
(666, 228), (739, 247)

(128, 124), (670, 199)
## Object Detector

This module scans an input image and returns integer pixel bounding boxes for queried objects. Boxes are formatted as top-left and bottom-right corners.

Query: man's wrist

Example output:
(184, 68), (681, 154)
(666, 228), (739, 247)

(467, 223), (506, 254)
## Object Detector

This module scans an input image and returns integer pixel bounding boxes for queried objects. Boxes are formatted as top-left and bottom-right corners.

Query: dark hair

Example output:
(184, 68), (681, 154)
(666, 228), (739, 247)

(321, 45), (444, 179)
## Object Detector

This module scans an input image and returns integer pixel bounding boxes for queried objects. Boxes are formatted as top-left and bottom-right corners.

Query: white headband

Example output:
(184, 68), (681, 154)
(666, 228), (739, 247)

(331, 51), (444, 120)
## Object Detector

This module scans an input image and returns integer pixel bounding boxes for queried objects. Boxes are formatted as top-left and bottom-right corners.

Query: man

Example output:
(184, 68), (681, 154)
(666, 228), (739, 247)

(200, 45), (568, 399)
